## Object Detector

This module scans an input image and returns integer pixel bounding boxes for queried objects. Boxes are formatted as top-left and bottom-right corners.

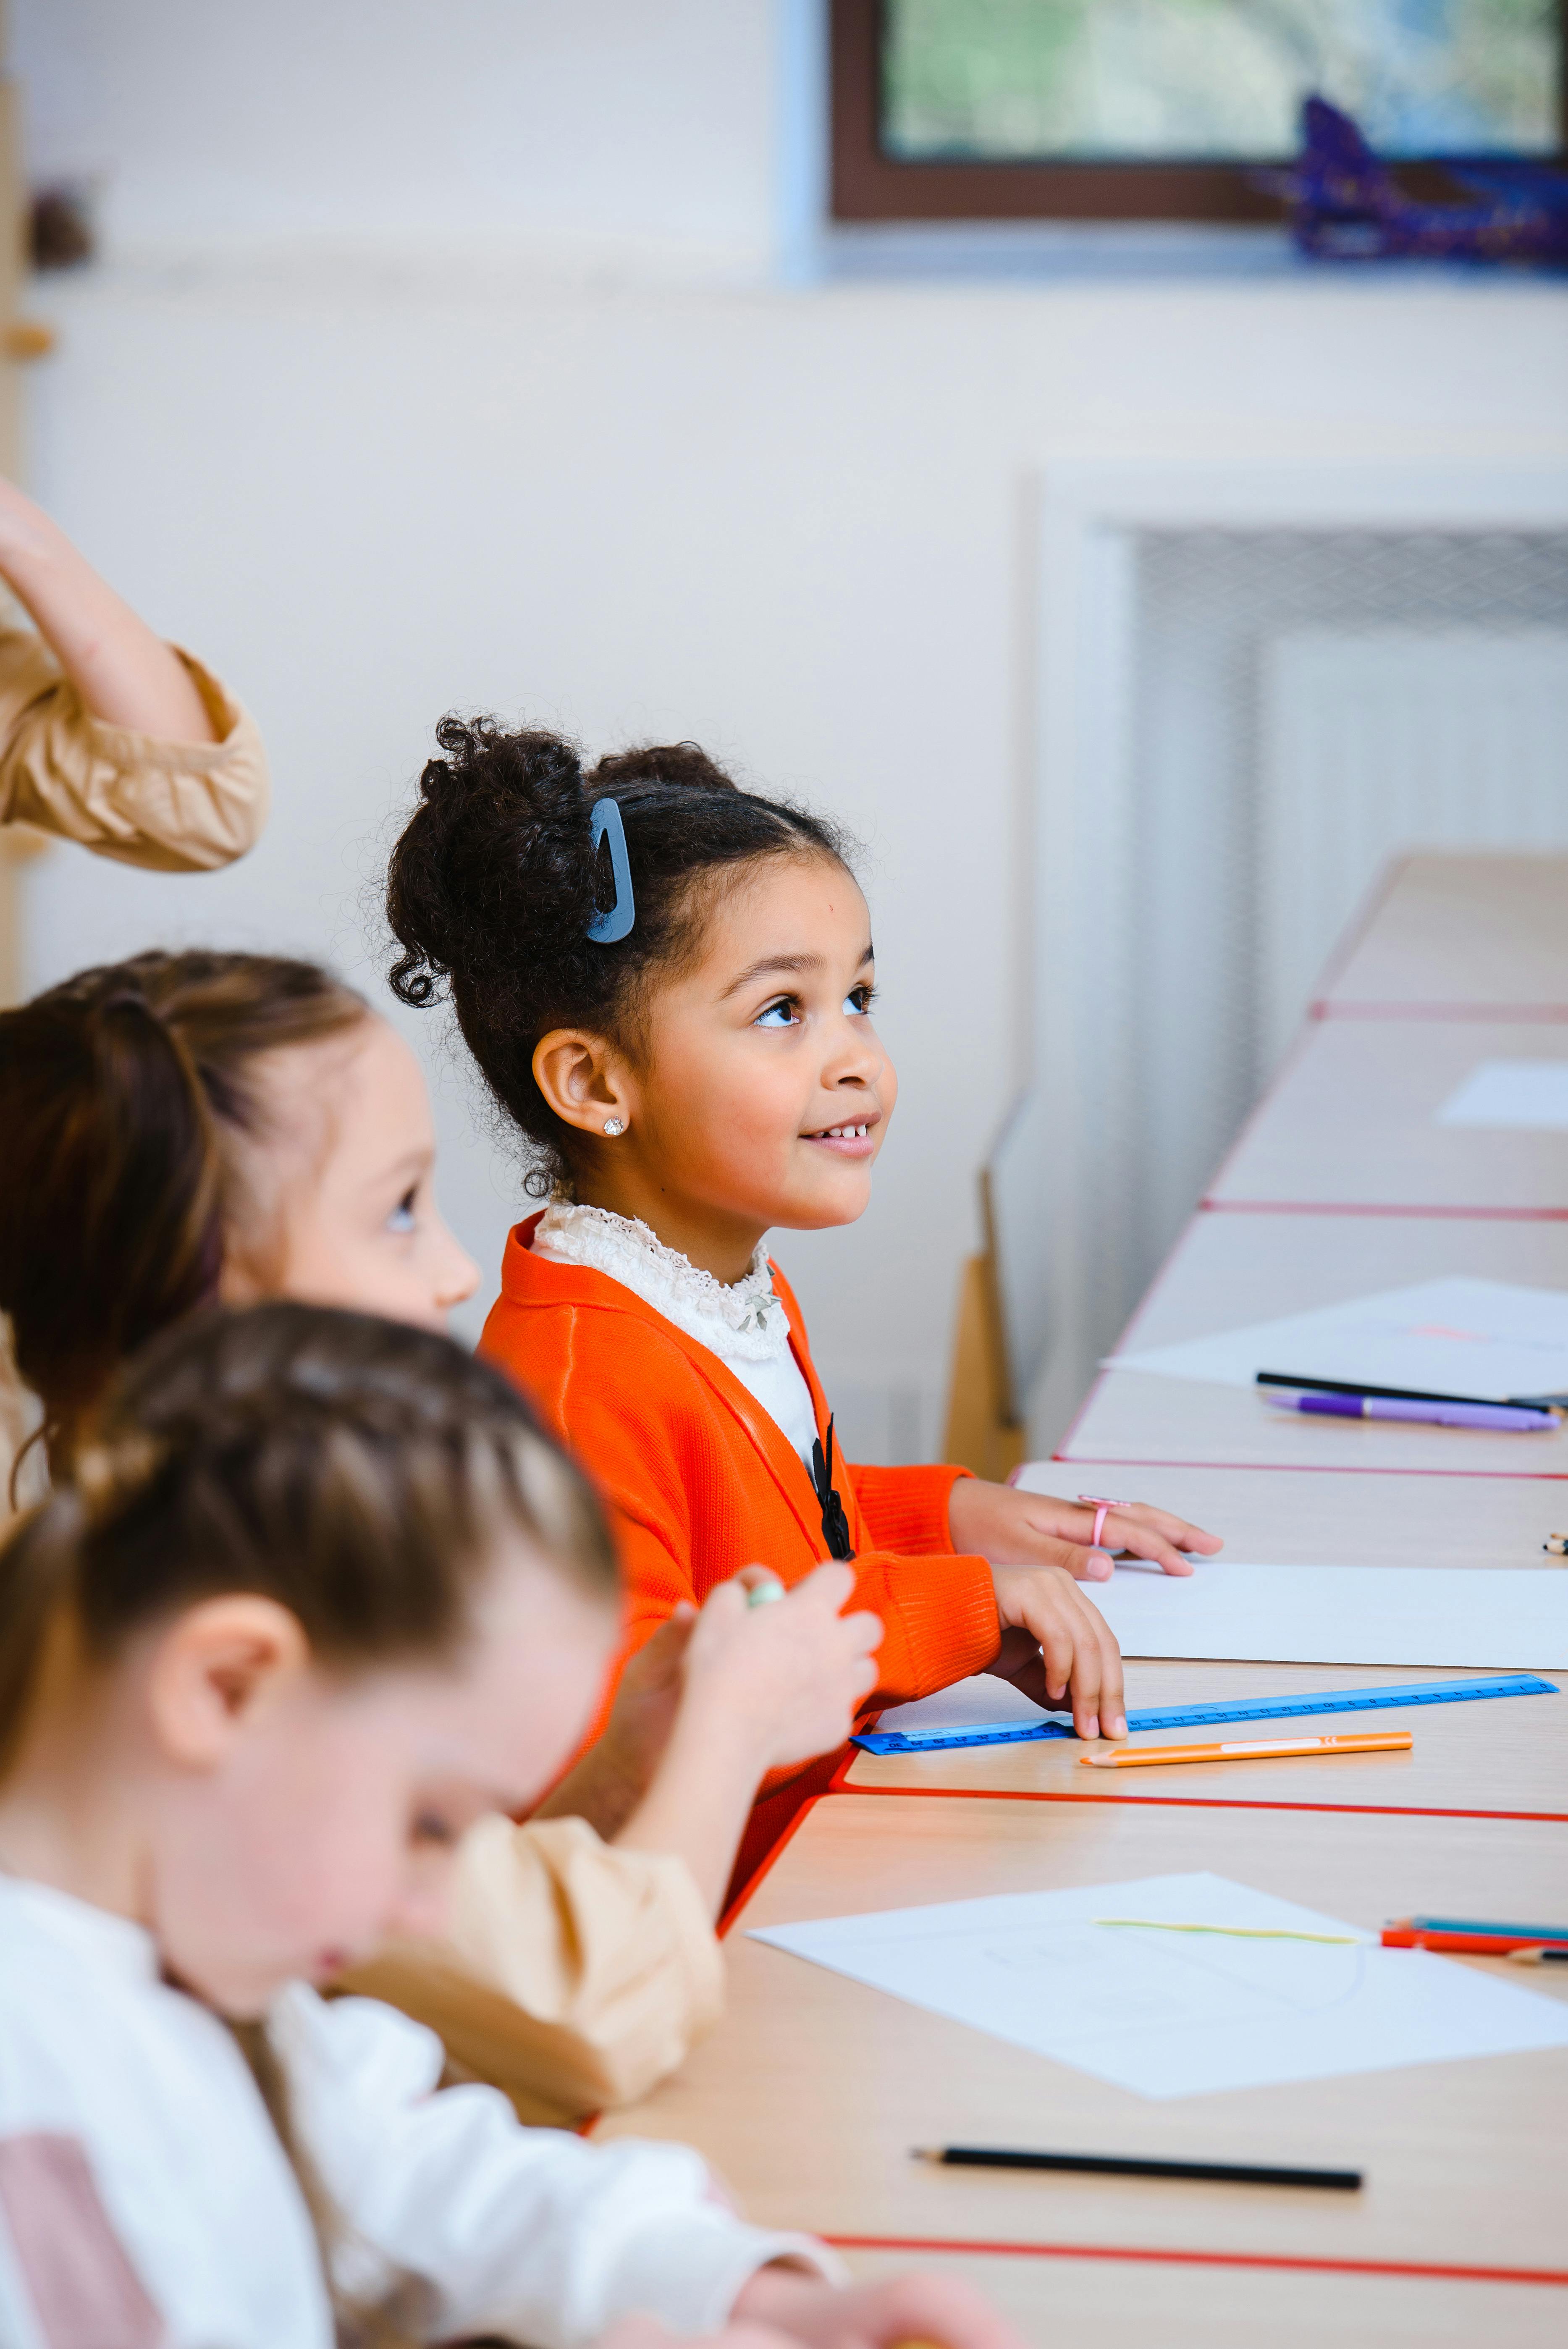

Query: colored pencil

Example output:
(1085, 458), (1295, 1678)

(1403, 1914), (1568, 1939)
(913, 2146), (1362, 2191)
(1272, 1392), (1553, 1432)
(1079, 1732), (1412, 1770)
(1382, 1928), (1568, 1955)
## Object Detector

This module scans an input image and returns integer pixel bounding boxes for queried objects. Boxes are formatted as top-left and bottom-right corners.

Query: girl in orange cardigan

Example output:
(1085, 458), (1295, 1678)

(387, 723), (1220, 1835)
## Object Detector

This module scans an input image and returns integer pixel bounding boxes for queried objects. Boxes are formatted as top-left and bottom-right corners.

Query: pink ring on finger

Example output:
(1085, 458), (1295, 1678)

(1078, 1493), (1127, 1552)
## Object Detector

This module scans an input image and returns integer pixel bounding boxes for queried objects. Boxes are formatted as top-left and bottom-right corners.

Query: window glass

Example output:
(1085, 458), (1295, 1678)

(881, 0), (1560, 163)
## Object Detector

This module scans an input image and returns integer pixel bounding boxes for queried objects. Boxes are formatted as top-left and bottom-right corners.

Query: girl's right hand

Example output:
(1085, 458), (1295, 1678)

(598, 2262), (1027, 2349)
(679, 1561), (883, 1774)
(987, 1563), (1127, 1741)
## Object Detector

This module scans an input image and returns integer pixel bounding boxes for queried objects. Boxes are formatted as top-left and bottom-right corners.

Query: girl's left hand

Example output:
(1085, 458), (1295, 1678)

(949, 1477), (1221, 1582)
(731, 2266), (1027, 2349)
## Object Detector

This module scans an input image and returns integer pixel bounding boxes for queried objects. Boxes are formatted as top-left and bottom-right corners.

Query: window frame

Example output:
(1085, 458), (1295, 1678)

(830, 0), (1568, 225)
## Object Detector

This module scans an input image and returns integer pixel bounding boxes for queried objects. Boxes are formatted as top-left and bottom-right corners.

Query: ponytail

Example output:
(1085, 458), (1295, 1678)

(0, 1299), (620, 2344)
(0, 952), (365, 1483)
(387, 716), (852, 1195)
(0, 1502), (76, 1778)
(1, 1300), (616, 1725)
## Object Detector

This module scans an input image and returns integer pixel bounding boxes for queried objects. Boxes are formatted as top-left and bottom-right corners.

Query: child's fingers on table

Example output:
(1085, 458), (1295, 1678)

(1046, 1502), (1191, 1576)
(990, 1516), (1116, 1583)
(995, 1569), (1124, 1738)
(1112, 1500), (1222, 1558)
(843, 2270), (1029, 2349)
(1057, 1616), (1125, 1741)
(598, 2320), (790, 2349)
(1099, 1511), (1197, 1576)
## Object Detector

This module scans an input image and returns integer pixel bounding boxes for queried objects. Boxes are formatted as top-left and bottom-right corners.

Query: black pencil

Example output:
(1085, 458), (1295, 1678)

(913, 2145), (1362, 2192)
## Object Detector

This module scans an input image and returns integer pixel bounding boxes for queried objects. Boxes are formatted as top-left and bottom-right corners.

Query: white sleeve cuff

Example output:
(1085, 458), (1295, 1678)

(600, 2202), (846, 2336)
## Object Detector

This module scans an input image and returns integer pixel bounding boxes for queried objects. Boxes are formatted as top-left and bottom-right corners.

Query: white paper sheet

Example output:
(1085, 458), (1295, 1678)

(751, 1870), (1568, 2100)
(1108, 1275), (1568, 1402)
(1092, 1559), (1567, 1669)
(1439, 1061), (1568, 1130)
(875, 1565), (1568, 1690)
(875, 1675), (1054, 1738)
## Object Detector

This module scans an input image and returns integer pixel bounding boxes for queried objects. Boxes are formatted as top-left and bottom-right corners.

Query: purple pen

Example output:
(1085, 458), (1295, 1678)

(1286, 1393), (1554, 1433)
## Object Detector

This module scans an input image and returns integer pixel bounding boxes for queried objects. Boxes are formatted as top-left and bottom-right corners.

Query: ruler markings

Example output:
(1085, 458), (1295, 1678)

(853, 1674), (1558, 1756)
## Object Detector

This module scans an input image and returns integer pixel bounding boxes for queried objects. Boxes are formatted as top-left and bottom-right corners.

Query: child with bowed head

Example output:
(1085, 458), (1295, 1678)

(0, 1303), (1019, 2349)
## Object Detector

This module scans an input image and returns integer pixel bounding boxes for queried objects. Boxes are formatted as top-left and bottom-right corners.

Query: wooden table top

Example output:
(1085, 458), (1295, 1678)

(1014, 1460), (1568, 1566)
(1318, 854), (1568, 1016)
(833, 2244), (1568, 2349)
(595, 1796), (1568, 2276)
(602, 856), (1568, 2346)
(842, 1657), (1568, 1816)
(1211, 1019), (1568, 1211)
(1062, 1210), (1568, 1474)
(849, 1460), (1568, 1809)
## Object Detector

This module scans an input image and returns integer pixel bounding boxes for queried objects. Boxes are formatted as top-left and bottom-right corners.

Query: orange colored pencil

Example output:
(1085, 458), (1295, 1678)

(1079, 1732), (1413, 1770)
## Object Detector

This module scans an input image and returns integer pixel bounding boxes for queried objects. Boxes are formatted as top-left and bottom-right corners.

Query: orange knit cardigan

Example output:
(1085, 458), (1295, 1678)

(480, 1217), (1002, 1714)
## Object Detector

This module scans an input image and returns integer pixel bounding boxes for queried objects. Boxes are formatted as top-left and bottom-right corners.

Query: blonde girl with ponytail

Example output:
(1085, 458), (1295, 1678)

(0, 951), (881, 2123)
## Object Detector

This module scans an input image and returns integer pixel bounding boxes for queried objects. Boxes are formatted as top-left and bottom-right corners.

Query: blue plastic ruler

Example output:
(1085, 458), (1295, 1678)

(852, 1673), (1558, 1756)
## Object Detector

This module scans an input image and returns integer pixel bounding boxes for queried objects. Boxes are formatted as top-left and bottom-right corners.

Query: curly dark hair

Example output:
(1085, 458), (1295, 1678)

(385, 719), (853, 1193)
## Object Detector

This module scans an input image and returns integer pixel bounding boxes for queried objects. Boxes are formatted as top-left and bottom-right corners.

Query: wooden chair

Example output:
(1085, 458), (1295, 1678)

(942, 1095), (1048, 1480)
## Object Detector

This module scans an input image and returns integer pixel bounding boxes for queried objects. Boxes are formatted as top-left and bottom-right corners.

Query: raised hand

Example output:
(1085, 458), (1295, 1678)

(679, 1561), (883, 1775)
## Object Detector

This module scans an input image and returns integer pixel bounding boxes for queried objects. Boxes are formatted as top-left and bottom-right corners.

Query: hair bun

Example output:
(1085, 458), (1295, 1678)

(589, 741), (739, 797)
(388, 716), (605, 1009)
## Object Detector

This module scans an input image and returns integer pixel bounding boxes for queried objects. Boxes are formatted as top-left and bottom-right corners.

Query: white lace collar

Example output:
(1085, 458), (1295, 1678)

(531, 1197), (791, 1364)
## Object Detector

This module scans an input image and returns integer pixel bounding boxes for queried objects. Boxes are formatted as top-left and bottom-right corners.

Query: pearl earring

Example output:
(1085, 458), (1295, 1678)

(603, 1117), (626, 1137)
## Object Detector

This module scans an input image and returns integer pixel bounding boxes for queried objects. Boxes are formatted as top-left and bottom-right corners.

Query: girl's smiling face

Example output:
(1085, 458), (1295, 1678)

(534, 853), (897, 1281)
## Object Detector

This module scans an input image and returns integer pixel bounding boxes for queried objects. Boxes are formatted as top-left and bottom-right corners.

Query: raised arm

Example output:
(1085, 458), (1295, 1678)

(0, 479), (214, 741)
(611, 1564), (881, 1915)
(539, 1561), (881, 1918)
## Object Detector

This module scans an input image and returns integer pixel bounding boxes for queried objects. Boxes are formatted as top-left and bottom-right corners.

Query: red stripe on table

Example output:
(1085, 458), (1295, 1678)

(1052, 1375), (1109, 1459)
(837, 1783), (1568, 1824)
(1200, 1024), (1322, 1202)
(1303, 861), (1401, 1004)
(717, 1791), (827, 1937)
(825, 2234), (1568, 2288)
(1201, 1198), (1568, 1221)
(1051, 1452), (1568, 1479)
(1311, 1001), (1568, 1022)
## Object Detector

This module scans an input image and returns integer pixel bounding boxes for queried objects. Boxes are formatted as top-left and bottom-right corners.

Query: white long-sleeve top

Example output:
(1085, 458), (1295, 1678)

(0, 1876), (834, 2348)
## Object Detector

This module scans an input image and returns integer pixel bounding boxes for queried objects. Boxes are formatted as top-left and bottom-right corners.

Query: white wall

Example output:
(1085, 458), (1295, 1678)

(15, 0), (785, 273)
(15, 4), (1568, 1456)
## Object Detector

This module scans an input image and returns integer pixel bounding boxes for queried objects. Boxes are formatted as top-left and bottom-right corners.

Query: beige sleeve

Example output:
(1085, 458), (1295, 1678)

(0, 629), (270, 871)
(337, 1815), (725, 2128)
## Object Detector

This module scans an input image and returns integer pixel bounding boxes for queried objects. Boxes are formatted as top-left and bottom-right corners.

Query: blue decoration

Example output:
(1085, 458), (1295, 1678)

(585, 797), (635, 944)
(1262, 96), (1568, 267)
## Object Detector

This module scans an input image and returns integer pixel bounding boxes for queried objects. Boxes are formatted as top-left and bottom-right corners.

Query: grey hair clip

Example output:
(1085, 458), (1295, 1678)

(585, 797), (635, 944)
